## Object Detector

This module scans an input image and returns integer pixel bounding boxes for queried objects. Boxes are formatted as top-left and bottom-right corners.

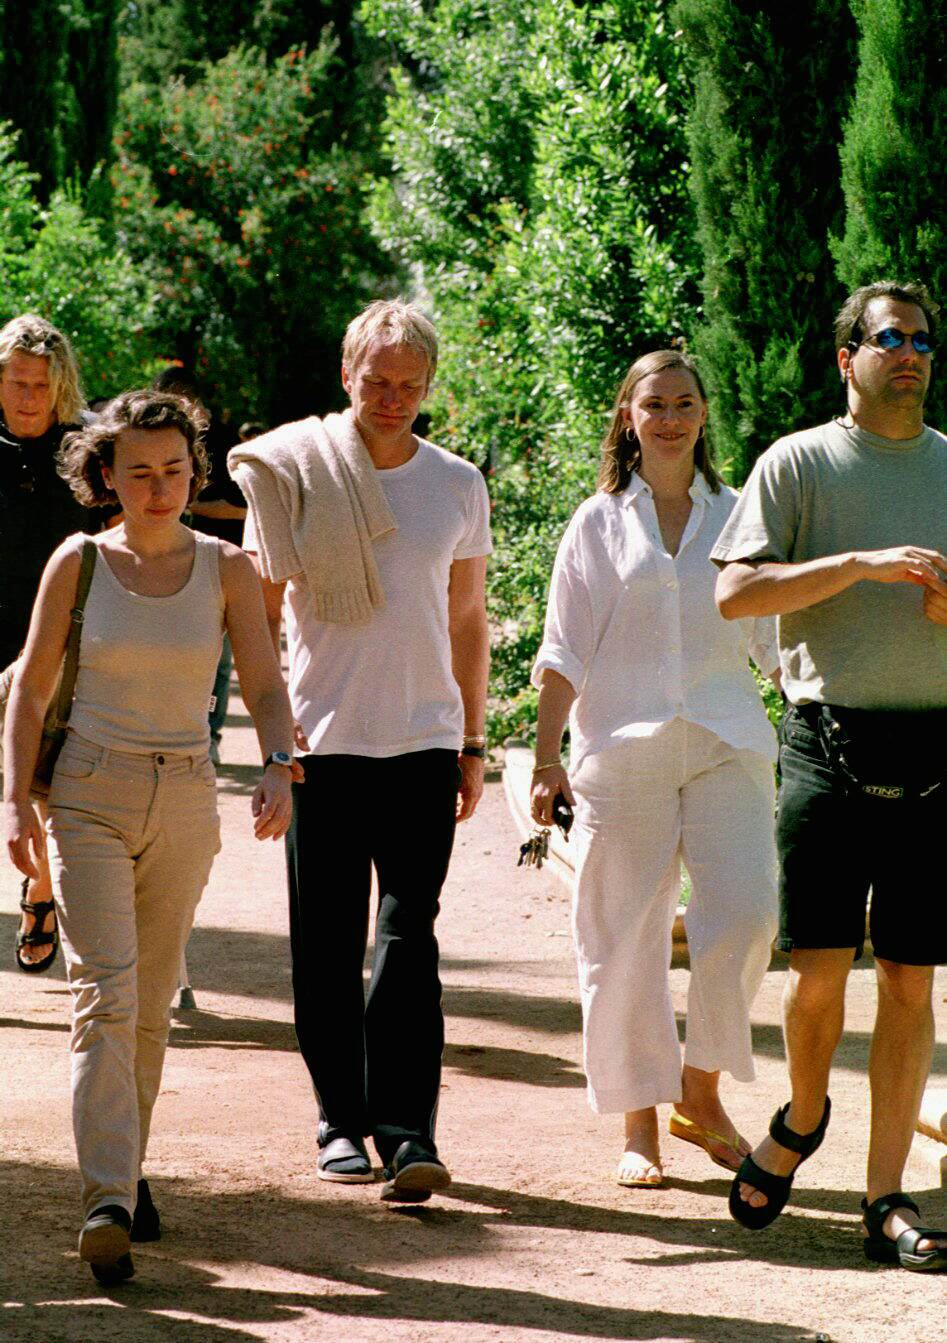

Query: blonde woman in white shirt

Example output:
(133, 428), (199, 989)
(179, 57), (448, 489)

(531, 350), (779, 1188)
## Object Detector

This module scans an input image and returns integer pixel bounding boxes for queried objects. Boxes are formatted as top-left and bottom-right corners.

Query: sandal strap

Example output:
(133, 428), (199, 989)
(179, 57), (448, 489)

(768, 1096), (831, 1157)
(19, 897), (55, 918)
(897, 1225), (946, 1258)
(861, 1191), (921, 1236)
(735, 1153), (793, 1204)
(17, 929), (55, 948)
(17, 899), (57, 947)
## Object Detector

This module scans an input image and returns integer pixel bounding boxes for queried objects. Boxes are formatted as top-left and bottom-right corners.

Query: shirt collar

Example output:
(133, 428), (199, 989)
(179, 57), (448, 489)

(622, 469), (713, 506)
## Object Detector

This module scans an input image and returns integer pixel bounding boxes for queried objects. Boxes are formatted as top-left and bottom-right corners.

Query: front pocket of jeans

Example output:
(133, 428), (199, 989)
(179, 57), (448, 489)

(53, 753), (99, 780)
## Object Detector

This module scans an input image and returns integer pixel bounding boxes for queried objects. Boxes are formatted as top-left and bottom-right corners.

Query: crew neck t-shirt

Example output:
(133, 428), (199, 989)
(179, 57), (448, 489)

(243, 437), (492, 757)
(711, 419), (947, 709)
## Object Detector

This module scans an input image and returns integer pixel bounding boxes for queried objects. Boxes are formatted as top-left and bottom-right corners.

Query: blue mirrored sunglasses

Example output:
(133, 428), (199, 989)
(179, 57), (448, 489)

(852, 327), (936, 355)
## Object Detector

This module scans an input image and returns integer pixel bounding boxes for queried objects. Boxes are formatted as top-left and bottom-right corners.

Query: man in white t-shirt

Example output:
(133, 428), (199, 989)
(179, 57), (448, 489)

(242, 300), (491, 1202)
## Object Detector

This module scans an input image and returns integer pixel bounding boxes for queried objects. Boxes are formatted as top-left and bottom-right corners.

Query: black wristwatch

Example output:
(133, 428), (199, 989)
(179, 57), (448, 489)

(263, 751), (293, 770)
(460, 744), (486, 759)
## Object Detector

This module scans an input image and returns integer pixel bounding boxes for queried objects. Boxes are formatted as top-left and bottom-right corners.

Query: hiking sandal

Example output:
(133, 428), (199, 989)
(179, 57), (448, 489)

(729, 1095), (831, 1230)
(862, 1193), (947, 1272)
(14, 881), (59, 975)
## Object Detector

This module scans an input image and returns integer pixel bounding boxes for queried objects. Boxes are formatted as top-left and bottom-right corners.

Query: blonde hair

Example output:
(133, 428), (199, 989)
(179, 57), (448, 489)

(0, 314), (85, 426)
(597, 349), (721, 496)
(342, 298), (438, 382)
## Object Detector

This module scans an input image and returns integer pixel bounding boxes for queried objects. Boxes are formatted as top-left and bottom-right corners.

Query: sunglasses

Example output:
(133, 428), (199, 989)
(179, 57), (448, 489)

(851, 327), (936, 355)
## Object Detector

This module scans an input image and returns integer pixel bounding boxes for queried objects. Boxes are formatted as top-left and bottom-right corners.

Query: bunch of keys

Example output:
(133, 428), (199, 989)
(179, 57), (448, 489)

(517, 793), (574, 870)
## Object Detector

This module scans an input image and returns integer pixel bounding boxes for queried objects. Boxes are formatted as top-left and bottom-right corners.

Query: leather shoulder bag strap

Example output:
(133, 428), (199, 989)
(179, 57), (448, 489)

(52, 538), (97, 727)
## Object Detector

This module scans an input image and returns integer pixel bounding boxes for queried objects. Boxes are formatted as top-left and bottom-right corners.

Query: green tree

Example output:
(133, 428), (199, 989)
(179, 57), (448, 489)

(0, 124), (161, 396)
(60, 2), (120, 198)
(115, 42), (394, 421)
(362, 0), (697, 739)
(834, 0), (947, 430)
(0, 3), (67, 197)
(673, 0), (857, 481)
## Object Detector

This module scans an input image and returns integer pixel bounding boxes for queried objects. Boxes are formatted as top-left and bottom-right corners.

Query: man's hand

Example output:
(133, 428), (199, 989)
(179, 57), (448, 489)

(854, 545), (947, 590)
(293, 722), (310, 754)
(456, 753), (484, 822)
(4, 798), (45, 879)
(923, 585), (947, 626)
(530, 764), (575, 827)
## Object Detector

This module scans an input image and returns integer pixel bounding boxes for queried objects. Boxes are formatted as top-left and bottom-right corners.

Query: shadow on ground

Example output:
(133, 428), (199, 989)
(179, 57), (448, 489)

(0, 1157), (897, 1343)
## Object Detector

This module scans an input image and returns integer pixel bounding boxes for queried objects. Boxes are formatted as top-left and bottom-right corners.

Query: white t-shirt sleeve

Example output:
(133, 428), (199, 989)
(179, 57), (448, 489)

(452, 469), (493, 560)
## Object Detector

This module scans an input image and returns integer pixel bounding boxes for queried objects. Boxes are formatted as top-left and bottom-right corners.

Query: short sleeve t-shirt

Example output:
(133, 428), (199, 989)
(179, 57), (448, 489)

(244, 437), (492, 756)
(711, 420), (947, 709)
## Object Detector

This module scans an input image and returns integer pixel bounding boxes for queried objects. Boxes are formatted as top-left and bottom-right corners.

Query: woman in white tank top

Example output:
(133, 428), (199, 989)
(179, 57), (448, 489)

(3, 391), (297, 1287)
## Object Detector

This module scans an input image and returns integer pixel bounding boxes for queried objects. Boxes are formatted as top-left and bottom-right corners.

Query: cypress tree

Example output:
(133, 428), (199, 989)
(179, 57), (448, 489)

(673, 1), (857, 481)
(0, 3), (67, 198)
(834, 0), (947, 430)
(60, 1), (120, 209)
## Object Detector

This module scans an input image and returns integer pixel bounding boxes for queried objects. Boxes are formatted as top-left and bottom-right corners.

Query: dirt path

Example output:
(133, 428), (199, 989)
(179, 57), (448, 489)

(1, 694), (945, 1342)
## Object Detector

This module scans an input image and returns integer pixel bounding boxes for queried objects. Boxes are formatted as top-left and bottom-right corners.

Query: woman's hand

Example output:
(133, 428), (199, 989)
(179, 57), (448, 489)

(4, 798), (46, 879)
(251, 766), (294, 841)
(530, 764), (575, 827)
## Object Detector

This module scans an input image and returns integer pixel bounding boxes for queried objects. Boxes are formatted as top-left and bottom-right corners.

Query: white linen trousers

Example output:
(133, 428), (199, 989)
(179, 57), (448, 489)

(571, 717), (777, 1114)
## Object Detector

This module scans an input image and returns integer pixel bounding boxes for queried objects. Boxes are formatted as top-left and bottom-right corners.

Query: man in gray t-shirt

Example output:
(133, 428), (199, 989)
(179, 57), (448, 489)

(712, 281), (947, 1268)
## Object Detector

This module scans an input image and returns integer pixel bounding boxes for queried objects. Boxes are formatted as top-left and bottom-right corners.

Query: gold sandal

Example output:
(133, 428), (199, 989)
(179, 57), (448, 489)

(668, 1110), (745, 1171)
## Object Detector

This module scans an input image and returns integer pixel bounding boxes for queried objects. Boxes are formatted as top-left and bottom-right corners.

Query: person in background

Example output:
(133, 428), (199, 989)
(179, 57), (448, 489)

(152, 368), (247, 765)
(531, 349), (779, 1189)
(0, 315), (89, 974)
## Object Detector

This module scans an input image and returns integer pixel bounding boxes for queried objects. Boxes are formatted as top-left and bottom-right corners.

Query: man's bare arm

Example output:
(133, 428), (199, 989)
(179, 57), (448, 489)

(247, 551), (286, 654)
(716, 547), (947, 620)
(448, 555), (490, 822)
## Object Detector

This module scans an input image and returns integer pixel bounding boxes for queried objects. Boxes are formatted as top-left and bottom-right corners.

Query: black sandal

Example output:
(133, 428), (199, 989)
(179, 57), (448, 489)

(729, 1095), (831, 1230)
(14, 880), (59, 975)
(862, 1193), (947, 1272)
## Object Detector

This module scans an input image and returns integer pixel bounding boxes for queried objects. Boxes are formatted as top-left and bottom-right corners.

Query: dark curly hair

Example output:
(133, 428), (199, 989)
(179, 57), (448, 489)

(57, 389), (210, 508)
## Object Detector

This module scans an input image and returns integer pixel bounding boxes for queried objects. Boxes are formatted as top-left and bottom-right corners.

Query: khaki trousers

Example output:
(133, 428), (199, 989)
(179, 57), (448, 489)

(571, 719), (777, 1115)
(46, 734), (220, 1217)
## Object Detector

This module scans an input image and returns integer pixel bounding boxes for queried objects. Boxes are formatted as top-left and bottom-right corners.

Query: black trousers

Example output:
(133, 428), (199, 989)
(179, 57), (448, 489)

(285, 749), (460, 1164)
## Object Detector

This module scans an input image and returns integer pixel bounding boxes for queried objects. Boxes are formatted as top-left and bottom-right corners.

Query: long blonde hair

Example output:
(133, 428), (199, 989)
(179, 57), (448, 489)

(0, 314), (86, 426)
(597, 350), (721, 495)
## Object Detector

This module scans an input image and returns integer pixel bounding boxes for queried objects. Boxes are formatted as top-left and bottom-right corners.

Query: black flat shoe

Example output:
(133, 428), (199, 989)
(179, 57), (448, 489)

(131, 1178), (161, 1242)
(380, 1140), (451, 1204)
(79, 1204), (134, 1285)
(863, 1193), (947, 1272)
(729, 1096), (831, 1230)
(317, 1136), (374, 1184)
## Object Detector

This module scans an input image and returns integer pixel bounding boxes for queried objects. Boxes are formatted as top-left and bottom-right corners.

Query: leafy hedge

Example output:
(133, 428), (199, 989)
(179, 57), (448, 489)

(0, 124), (161, 399)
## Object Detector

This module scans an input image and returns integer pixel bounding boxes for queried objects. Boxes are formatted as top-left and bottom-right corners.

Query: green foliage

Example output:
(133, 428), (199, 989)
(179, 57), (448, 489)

(0, 3), (68, 197)
(60, 1), (120, 215)
(363, 0), (697, 742)
(834, 0), (947, 430)
(0, 125), (161, 398)
(115, 42), (394, 421)
(673, 1), (857, 483)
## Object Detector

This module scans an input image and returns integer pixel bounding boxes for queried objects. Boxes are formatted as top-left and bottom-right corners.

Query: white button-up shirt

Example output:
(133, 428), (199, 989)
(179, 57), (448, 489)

(532, 472), (778, 768)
